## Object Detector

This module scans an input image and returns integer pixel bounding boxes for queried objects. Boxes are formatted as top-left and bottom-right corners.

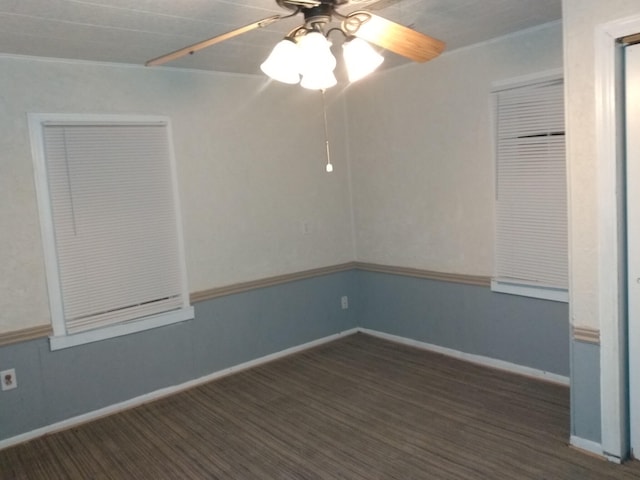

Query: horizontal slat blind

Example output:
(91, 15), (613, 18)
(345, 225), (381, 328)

(43, 124), (185, 333)
(495, 79), (568, 290)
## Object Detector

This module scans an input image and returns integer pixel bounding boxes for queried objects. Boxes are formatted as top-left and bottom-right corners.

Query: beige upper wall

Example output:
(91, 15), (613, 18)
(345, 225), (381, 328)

(345, 22), (563, 277)
(1, 12), (585, 336)
(563, 0), (640, 329)
(0, 57), (354, 334)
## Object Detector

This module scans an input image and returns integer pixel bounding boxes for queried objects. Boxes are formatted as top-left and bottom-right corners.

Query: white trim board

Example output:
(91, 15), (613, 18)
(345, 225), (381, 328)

(491, 68), (563, 92)
(570, 435), (606, 461)
(0, 328), (359, 452)
(360, 328), (570, 386)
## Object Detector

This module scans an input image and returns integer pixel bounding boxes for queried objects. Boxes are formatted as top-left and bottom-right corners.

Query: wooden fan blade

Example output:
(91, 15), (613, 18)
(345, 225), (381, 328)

(146, 15), (282, 67)
(344, 11), (444, 63)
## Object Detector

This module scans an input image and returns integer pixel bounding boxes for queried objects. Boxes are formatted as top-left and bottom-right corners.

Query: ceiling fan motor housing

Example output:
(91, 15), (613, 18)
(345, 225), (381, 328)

(277, 0), (348, 27)
(303, 4), (333, 27)
(277, 0), (348, 8)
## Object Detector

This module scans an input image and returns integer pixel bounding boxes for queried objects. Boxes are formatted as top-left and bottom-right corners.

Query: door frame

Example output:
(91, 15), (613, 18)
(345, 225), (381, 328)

(625, 42), (640, 459)
(596, 13), (640, 462)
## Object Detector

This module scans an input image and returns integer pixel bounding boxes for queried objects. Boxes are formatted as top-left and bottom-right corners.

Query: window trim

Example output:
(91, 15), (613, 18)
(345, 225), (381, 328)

(490, 279), (569, 303)
(29, 113), (193, 350)
(490, 69), (568, 303)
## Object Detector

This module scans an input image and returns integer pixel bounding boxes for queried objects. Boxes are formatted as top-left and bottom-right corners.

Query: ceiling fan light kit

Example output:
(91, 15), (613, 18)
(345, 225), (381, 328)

(146, 0), (445, 89)
(297, 32), (338, 89)
(260, 38), (302, 84)
(342, 37), (384, 82)
(262, 30), (381, 89)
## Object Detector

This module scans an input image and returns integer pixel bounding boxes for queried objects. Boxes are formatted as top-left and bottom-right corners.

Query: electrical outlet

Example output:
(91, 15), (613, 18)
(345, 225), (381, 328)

(1, 368), (17, 391)
(341, 295), (349, 309)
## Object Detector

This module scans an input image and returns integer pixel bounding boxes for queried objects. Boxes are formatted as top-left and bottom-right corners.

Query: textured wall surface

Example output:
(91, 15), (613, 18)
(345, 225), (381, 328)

(0, 269), (572, 443)
(0, 58), (354, 334)
(0, 270), (358, 441)
(562, 0), (640, 456)
(570, 340), (602, 444)
(563, 0), (640, 330)
(345, 22), (563, 277)
(358, 271), (569, 376)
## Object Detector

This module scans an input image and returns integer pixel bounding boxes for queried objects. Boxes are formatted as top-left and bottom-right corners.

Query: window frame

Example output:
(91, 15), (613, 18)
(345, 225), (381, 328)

(29, 113), (193, 350)
(490, 69), (568, 303)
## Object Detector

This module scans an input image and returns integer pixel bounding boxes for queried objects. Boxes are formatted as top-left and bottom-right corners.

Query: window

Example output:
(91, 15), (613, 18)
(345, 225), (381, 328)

(30, 114), (193, 350)
(491, 74), (568, 302)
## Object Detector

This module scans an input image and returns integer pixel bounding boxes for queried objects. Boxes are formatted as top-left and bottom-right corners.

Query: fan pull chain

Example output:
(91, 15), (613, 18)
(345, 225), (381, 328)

(321, 89), (333, 173)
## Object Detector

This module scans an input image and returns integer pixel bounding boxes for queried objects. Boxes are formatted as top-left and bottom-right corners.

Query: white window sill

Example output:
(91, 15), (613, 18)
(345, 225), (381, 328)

(49, 307), (194, 351)
(491, 279), (568, 303)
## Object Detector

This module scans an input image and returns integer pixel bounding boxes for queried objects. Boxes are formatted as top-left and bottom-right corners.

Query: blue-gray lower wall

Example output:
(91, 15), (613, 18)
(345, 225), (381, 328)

(0, 270), (358, 442)
(356, 270), (570, 377)
(571, 340), (601, 444)
(0, 267), (573, 443)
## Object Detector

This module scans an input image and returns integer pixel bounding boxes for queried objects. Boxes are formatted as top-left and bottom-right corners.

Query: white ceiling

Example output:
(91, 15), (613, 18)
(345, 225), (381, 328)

(0, 0), (562, 75)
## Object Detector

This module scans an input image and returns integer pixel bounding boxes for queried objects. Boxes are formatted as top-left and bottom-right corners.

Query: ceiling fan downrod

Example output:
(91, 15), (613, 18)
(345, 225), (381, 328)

(302, 3), (333, 30)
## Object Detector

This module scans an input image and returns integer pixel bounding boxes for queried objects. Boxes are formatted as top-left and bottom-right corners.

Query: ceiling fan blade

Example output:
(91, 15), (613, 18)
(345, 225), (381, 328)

(344, 11), (444, 63)
(146, 15), (282, 67)
(281, 0), (320, 6)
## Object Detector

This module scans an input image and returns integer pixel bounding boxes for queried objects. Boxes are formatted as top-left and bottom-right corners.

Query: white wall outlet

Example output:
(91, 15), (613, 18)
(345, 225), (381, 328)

(1, 368), (17, 391)
(341, 295), (349, 309)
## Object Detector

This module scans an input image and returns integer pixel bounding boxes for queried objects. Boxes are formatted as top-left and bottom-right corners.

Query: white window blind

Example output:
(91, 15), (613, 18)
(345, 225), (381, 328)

(31, 115), (193, 348)
(493, 78), (568, 301)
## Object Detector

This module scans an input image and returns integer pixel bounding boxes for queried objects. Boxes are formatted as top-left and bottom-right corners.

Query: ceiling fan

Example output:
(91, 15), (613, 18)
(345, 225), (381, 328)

(146, 0), (445, 88)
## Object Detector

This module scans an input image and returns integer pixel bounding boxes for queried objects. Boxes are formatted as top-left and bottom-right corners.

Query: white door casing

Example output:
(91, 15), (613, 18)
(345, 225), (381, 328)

(626, 41), (640, 458)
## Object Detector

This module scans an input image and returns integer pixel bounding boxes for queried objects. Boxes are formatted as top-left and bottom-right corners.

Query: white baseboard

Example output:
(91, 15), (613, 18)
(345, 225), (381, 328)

(570, 435), (606, 459)
(0, 328), (359, 451)
(359, 328), (570, 386)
